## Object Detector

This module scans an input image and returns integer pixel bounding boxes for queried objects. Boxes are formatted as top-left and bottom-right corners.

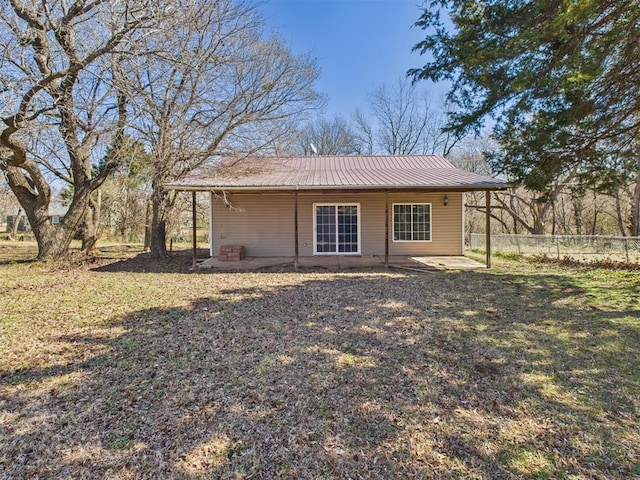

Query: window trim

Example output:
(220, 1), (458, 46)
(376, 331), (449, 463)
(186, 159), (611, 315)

(392, 203), (432, 243)
(312, 203), (361, 255)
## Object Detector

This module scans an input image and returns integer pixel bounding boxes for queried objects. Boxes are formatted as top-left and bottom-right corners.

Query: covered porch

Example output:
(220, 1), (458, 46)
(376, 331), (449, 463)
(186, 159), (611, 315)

(165, 155), (509, 270)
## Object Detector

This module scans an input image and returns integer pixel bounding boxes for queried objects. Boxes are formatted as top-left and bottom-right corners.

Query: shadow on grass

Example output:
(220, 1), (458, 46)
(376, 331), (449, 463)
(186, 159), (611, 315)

(91, 249), (205, 273)
(0, 243), (38, 264)
(1, 270), (639, 478)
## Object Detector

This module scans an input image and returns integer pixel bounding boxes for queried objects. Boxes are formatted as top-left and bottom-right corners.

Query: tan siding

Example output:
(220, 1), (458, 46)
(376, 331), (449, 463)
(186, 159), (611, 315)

(296, 192), (386, 256)
(211, 194), (294, 256)
(211, 191), (463, 257)
(388, 192), (463, 256)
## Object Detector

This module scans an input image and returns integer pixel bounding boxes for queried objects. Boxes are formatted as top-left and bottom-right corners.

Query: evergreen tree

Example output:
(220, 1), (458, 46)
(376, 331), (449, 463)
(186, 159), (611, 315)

(410, 1), (640, 191)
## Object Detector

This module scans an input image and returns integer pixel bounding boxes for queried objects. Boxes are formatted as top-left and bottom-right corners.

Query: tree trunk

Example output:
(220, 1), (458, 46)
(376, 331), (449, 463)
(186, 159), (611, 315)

(629, 157), (640, 237)
(532, 203), (546, 235)
(571, 192), (583, 235)
(143, 199), (152, 251)
(509, 194), (518, 234)
(631, 180), (640, 237)
(6, 165), (76, 259)
(614, 191), (627, 236)
(150, 214), (168, 257)
(16, 198), (76, 260)
(590, 190), (598, 235)
(81, 191), (102, 255)
(120, 204), (128, 243)
(149, 180), (170, 258)
(27, 211), (79, 260)
(9, 207), (24, 238)
(35, 226), (76, 259)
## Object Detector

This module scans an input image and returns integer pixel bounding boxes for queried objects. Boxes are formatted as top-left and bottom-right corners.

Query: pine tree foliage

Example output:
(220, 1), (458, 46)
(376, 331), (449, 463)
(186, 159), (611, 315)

(410, 1), (640, 191)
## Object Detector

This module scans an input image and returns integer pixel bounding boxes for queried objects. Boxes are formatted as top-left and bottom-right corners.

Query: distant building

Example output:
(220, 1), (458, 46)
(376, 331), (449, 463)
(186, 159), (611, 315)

(5, 201), (69, 233)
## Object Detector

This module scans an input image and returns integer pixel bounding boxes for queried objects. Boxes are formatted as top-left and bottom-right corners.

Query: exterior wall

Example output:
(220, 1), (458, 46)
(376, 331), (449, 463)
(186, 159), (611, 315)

(389, 192), (463, 256)
(211, 193), (294, 256)
(210, 191), (464, 257)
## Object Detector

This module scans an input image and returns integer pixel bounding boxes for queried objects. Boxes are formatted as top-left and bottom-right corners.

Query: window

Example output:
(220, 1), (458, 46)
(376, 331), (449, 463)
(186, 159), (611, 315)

(314, 204), (360, 254)
(393, 203), (431, 242)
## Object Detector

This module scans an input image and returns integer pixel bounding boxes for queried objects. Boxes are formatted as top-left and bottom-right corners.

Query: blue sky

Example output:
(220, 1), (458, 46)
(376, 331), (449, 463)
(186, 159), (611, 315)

(258, 0), (441, 119)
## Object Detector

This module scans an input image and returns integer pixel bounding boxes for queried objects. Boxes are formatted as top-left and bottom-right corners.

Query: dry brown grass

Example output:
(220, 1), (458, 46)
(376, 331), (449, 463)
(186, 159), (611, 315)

(1, 243), (639, 479)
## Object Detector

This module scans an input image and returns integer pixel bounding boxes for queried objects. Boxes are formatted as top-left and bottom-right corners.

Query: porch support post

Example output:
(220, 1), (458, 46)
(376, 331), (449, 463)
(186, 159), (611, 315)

(209, 192), (214, 258)
(384, 192), (389, 267)
(485, 190), (491, 269)
(192, 191), (198, 270)
(294, 190), (299, 269)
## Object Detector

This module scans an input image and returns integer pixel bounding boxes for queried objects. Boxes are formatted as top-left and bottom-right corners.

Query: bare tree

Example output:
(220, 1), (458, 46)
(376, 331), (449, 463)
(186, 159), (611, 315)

(454, 136), (569, 236)
(450, 136), (495, 174)
(353, 77), (458, 156)
(0, 1), (169, 259)
(96, 137), (152, 243)
(351, 108), (375, 155)
(455, 137), (640, 239)
(297, 115), (358, 155)
(125, 0), (323, 256)
(0, 175), (20, 233)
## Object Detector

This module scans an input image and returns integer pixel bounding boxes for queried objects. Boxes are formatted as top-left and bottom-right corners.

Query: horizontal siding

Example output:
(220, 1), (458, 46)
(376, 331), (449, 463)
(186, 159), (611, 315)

(211, 191), (463, 257)
(388, 193), (463, 256)
(211, 194), (294, 256)
(296, 192), (384, 256)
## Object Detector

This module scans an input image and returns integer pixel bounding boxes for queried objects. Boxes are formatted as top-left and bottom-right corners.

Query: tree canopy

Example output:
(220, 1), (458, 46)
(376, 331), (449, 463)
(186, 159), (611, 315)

(0, 0), (322, 259)
(410, 0), (640, 191)
(0, 0), (169, 258)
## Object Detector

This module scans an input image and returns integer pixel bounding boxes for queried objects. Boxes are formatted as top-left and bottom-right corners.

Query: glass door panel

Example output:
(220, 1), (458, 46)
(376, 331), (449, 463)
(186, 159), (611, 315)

(315, 205), (359, 254)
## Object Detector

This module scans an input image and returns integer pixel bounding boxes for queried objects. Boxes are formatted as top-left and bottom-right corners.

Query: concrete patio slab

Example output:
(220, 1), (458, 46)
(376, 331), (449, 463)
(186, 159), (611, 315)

(409, 256), (486, 271)
(197, 256), (292, 270)
(197, 254), (486, 271)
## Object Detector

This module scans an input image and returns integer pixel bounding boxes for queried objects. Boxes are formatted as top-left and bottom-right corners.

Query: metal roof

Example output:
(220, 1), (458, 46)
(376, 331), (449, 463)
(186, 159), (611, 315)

(165, 155), (508, 192)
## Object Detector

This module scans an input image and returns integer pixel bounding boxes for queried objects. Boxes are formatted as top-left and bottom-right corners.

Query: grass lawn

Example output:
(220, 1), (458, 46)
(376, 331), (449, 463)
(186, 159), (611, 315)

(1, 242), (639, 479)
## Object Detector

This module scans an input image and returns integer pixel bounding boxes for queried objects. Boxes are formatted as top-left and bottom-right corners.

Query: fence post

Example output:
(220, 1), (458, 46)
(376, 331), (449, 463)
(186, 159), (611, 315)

(556, 236), (560, 260)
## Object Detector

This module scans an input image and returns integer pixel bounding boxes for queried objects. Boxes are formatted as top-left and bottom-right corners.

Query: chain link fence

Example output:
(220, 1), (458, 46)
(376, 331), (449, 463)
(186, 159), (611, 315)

(469, 233), (640, 263)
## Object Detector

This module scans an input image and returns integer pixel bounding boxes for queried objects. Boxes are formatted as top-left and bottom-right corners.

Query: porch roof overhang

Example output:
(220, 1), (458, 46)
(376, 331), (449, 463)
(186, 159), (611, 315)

(165, 184), (509, 194)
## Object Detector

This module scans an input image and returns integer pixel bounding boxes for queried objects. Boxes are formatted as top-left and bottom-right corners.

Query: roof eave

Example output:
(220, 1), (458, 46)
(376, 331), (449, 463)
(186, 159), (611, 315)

(165, 183), (511, 193)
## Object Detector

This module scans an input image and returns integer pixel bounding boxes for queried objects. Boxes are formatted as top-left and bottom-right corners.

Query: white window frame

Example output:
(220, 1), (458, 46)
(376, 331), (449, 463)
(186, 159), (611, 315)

(313, 203), (361, 255)
(392, 203), (432, 243)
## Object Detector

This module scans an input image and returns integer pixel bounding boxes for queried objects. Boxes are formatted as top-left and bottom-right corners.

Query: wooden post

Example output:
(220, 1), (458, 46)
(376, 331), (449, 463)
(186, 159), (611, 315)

(294, 190), (299, 269)
(485, 190), (491, 268)
(385, 193), (389, 267)
(208, 192), (214, 258)
(192, 191), (197, 270)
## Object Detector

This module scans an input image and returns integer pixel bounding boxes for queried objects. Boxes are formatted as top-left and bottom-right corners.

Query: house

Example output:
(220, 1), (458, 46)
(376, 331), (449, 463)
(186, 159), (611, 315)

(165, 155), (508, 266)
(48, 201), (68, 226)
(5, 201), (68, 234)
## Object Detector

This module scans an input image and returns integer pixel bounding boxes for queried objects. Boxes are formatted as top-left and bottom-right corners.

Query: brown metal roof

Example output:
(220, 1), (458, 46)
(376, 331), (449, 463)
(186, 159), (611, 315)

(165, 155), (508, 192)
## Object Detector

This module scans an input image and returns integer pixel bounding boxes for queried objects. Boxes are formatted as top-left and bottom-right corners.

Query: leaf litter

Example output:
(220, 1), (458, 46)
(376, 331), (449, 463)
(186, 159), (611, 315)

(0, 248), (639, 478)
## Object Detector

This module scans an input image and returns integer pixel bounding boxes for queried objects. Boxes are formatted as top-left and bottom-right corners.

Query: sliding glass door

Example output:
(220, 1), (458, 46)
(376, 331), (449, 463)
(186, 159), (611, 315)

(314, 204), (360, 254)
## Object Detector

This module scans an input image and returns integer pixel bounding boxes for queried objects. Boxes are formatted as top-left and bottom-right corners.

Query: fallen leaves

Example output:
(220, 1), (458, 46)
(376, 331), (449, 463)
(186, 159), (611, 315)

(0, 248), (639, 478)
